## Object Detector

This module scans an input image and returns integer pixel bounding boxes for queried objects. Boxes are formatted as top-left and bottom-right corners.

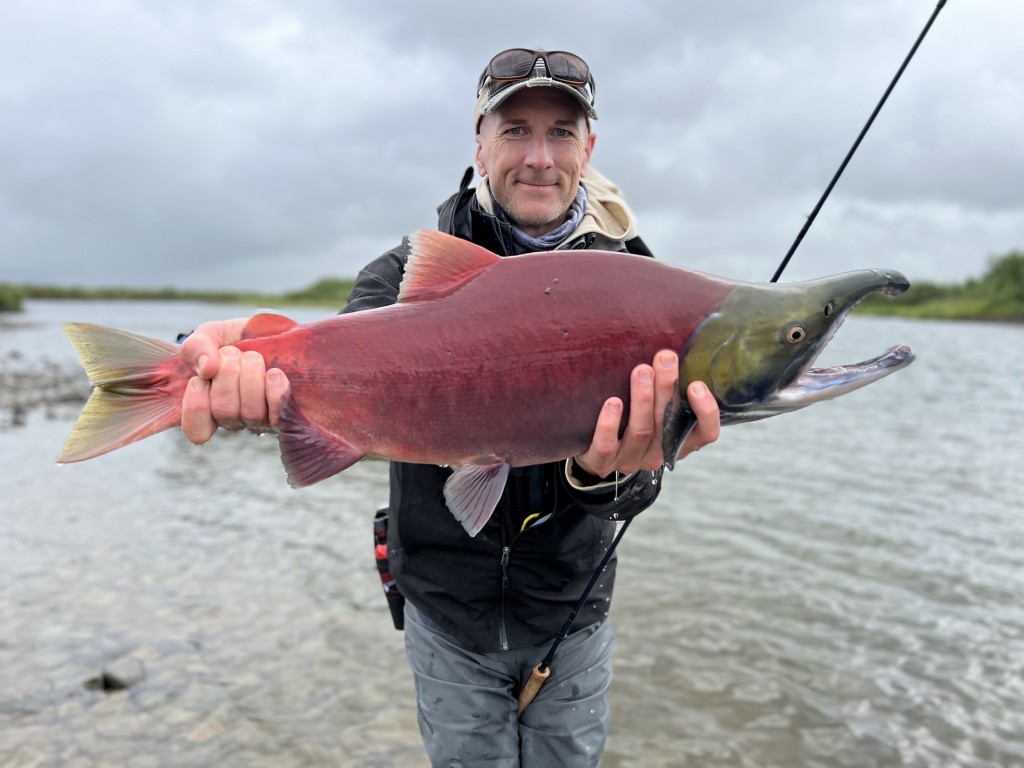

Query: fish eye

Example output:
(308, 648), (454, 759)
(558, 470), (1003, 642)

(824, 302), (834, 318)
(785, 324), (807, 344)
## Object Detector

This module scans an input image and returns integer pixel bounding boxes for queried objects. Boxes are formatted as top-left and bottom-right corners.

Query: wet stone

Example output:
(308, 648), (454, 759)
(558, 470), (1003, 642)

(186, 718), (227, 743)
(85, 656), (146, 692)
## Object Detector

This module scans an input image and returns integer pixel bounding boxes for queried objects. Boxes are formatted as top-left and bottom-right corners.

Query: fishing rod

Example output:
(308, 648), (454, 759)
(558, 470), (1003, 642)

(517, 0), (948, 718)
(771, 0), (948, 283)
(517, 514), (636, 716)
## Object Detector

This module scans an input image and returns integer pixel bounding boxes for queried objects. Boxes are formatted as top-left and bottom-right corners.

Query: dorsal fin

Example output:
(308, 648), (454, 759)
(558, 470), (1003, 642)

(398, 230), (500, 304)
(241, 313), (298, 340)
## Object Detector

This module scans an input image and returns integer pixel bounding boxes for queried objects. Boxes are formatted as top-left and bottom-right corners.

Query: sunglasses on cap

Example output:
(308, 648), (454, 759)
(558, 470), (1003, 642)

(478, 48), (596, 104)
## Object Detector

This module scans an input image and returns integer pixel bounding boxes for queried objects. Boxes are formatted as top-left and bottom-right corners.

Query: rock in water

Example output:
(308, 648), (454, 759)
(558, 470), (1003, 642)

(85, 656), (146, 692)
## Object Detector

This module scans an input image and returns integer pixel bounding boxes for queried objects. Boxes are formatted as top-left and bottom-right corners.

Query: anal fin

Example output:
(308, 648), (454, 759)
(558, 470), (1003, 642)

(277, 397), (363, 487)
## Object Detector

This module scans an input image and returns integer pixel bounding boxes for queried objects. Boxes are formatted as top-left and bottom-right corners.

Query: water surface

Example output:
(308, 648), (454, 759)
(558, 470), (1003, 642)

(1, 300), (1021, 767)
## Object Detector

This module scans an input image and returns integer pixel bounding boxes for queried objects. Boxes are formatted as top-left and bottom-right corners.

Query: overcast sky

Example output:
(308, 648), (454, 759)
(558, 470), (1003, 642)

(1, 0), (1021, 293)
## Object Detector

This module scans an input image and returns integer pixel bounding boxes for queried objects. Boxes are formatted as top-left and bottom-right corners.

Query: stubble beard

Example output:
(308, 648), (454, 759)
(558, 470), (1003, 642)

(501, 185), (573, 237)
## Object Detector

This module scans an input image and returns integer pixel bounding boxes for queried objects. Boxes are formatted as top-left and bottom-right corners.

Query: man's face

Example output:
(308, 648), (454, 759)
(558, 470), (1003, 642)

(476, 89), (596, 238)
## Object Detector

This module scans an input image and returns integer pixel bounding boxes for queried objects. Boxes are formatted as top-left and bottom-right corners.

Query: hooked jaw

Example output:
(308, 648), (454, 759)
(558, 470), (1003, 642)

(718, 268), (915, 424)
(772, 268), (914, 408)
(773, 343), (915, 408)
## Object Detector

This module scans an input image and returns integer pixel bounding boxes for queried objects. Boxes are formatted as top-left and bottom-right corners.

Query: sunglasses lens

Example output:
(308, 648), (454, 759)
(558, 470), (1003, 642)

(544, 52), (589, 85)
(480, 49), (594, 111)
(490, 48), (541, 79)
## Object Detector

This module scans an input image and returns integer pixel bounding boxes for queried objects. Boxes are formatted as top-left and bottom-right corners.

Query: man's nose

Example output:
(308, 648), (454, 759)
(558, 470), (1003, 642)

(524, 137), (553, 168)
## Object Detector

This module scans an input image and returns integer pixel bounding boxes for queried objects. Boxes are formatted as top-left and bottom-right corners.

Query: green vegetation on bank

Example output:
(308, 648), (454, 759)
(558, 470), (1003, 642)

(7, 250), (1023, 322)
(0, 283), (25, 312)
(15, 277), (357, 310)
(857, 250), (1024, 321)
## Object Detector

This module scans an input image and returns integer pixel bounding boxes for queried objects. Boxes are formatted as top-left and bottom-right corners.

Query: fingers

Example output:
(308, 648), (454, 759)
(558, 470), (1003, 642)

(180, 318), (250, 378)
(616, 350), (680, 473)
(181, 376), (217, 445)
(573, 350), (680, 478)
(180, 346), (250, 441)
(209, 347), (244, 430)
(644, 350), (679, 468)
(574, 398), (624, 478)
(265, 369), (289, 429)
(238, 351), (268, 429)
(178, 316), (288, 443)
(613, 364), (657, 474)
(678, 380), (721, 459)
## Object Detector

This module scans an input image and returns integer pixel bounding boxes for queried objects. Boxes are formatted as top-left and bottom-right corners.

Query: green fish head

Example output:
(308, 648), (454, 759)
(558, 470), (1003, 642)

(681, 269), (914, 425)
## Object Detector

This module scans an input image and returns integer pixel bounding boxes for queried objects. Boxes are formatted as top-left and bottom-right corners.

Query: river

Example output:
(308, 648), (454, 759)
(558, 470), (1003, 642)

(1, 300), (1022, 767)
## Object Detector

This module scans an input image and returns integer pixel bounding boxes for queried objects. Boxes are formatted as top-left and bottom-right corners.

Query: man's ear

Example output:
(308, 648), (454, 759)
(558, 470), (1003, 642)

(475, 135), (487, 177)
(580, 131), (597, 179)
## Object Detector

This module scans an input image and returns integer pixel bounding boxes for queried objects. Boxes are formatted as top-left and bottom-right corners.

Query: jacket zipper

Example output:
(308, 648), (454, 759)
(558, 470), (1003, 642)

(497, 467), (557, 652)
(499, 545), (511, 651)
(498, 472), (526, 652)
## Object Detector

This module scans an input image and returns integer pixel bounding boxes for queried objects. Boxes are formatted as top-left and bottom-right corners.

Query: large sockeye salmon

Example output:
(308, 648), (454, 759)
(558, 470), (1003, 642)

(58, 229), (914, 535)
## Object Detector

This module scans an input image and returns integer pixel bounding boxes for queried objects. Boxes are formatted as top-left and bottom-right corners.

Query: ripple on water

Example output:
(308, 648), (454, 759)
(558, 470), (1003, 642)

(2, 306), (1023, 766)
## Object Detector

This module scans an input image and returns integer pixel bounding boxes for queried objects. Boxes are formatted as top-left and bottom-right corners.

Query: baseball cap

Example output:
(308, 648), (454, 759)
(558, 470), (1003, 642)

(474, 48), (597, 131)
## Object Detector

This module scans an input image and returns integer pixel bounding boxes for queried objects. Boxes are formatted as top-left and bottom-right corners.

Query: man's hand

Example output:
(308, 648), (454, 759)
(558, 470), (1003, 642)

(179, 318), (290, 445)
(574, 350), (720, 479)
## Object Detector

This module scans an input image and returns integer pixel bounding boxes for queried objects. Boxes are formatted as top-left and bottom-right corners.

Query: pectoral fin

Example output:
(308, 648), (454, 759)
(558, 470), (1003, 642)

(444, 462), (511, 537)
(662, 395), (696, 471)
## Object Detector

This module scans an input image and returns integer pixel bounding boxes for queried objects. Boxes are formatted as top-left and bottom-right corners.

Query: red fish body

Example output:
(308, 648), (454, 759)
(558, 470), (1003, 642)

(59, 229), (914, 535)
(239, 246), (732, 475)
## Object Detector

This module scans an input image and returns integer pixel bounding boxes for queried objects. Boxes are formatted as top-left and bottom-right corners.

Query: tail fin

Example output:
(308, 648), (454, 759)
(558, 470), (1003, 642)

(58, 323), (187, 463)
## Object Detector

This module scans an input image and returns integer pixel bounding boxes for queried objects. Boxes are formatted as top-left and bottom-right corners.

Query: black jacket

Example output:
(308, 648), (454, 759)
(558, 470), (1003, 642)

(342, 176), (663, 652)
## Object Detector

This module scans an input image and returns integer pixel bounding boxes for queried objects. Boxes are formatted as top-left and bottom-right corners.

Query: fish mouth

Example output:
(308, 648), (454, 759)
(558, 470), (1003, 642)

(769, 270), (914, 410)
(775, 343), (915, 407)
(720, 269), (915, 423)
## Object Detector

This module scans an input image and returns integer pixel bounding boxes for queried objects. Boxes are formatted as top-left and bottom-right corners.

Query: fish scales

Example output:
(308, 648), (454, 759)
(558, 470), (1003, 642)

(238, 250), (733, 468)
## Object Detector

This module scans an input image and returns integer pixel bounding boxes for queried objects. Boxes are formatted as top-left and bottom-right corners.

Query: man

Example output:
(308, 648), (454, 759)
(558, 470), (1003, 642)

(179, 48), (719, 767)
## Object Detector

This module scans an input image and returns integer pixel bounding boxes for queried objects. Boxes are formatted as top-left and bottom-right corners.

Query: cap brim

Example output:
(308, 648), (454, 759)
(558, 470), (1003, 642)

(478, 78), (597, 121)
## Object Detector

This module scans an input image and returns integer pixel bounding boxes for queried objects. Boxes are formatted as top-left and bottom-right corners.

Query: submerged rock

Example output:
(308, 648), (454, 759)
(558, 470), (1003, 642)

(85, 656), (146, 692)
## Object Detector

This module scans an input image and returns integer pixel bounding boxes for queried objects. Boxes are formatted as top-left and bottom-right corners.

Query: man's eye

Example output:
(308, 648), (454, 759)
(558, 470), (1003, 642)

(553, 128), (570, 138)
(507, 126), (525, 136)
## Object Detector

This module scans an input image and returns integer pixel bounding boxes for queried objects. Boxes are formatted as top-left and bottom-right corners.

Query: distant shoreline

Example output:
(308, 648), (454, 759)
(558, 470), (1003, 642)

(6, 290), (1024, 323)
(855, 301), (1023, 324)
(3, 248), (1022, 323)
(3, 278), (355, 310)
(14, 289), (1024, 323)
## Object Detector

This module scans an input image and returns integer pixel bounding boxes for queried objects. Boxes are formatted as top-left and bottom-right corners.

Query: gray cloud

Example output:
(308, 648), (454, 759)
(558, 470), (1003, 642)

(1, 0), (1020, 292)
